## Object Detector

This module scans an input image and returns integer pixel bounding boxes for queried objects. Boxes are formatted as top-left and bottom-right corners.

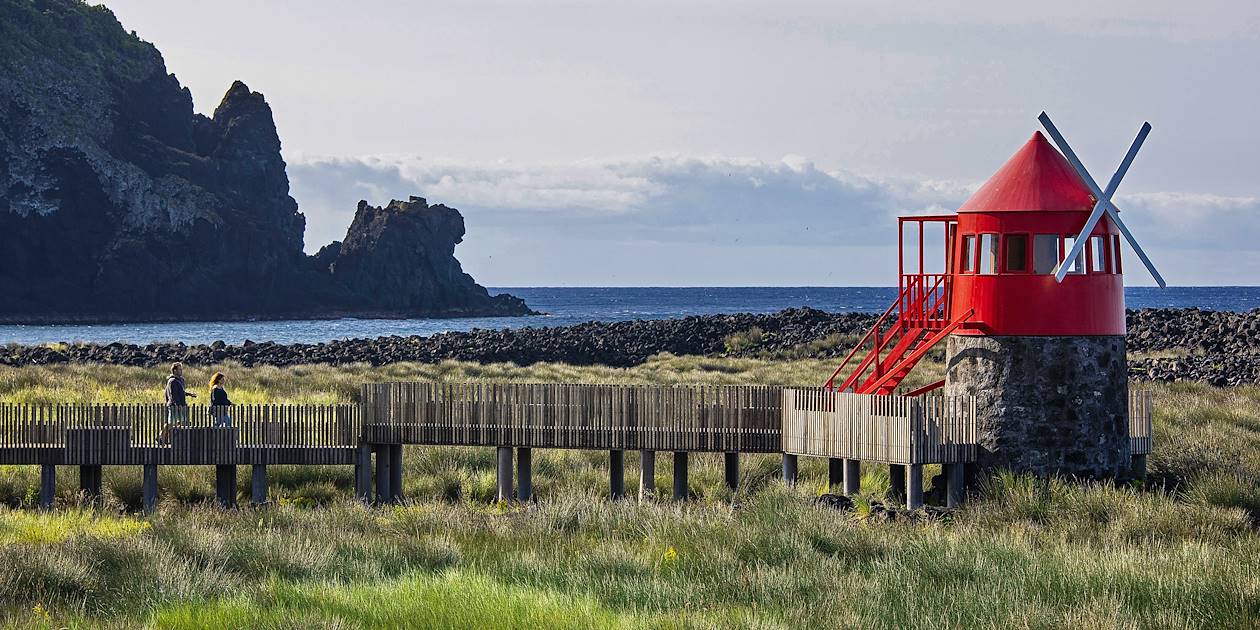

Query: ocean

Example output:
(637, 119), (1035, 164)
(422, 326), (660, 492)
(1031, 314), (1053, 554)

(1, 286), (1257, 346)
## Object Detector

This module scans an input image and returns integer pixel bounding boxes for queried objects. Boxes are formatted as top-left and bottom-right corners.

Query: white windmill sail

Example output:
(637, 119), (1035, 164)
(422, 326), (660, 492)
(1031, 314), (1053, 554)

(1037, 112), (1167, 288)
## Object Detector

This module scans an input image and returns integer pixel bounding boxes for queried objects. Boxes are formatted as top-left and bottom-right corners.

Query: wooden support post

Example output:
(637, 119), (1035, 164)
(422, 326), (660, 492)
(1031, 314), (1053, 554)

(827, 458), (843, 493)
(215, 465), (237, 509)
(672, 451), (689, 501)
(609, 450), (625, 500)
(781, 454), (798, 487)
(251, 465), (268, 506)
(639, 450), (656, 500)
(843, 459), (861, 495)
(889, 464), (906, 501)
(389, 444), (404, 503)
(945, 463), (965, 508)
(374, 444), (391, 504)
(39, 465), (55, 510)
(724, 452), (739, 491)
(354, 443), (372, 504)
(517, 447), (533, 502)
(1130, 454), (1148, 482)
(906, 464), (924, 510)
(142, 464), (159, 514)
(79, 465), (102, 502)
(496, 446), (513, 502)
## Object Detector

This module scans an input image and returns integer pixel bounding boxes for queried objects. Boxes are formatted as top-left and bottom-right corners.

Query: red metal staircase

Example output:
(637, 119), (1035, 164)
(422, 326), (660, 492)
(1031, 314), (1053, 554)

(825, 274), (971, 395)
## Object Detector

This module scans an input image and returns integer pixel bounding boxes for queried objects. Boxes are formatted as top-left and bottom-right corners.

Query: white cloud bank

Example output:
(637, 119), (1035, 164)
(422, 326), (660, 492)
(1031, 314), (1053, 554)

(288, 155), (1258, 287)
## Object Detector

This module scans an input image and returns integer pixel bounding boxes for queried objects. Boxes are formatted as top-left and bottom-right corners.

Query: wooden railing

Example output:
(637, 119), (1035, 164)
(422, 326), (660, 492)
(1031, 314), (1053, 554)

(1129, 389), (1153, 456)
(0, 386), (1151, 468)
(0, 403), (360, 465)
(781, 389), (977, 464)
(361, 382), (784, 452)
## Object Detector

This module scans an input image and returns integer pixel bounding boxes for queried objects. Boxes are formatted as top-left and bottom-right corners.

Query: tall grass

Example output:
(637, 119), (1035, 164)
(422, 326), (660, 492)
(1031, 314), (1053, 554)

(0, 358), (1256, 627)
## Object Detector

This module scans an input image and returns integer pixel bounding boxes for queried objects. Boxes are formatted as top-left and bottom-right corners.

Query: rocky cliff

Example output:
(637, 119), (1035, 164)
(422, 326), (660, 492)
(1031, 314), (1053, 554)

(0, 0), (530, 322)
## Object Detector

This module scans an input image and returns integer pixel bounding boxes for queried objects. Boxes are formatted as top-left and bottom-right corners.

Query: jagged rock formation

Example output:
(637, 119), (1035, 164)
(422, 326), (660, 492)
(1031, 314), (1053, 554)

(0, 0), (530, 322)
(314, 197), (529, 317)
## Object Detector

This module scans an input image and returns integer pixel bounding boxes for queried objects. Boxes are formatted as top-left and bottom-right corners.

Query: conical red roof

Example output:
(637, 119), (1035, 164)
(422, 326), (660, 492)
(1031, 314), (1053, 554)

(958, 131), (1097, 213)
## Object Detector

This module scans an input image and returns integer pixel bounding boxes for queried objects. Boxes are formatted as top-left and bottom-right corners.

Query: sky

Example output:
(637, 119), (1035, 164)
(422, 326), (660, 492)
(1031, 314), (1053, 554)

(102, 1), (1260, 286)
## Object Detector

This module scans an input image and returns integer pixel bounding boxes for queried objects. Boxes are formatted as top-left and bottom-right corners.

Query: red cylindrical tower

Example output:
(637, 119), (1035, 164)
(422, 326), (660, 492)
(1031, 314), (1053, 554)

(944, 131), (1131, 479)
(949, 131), (1126, 336)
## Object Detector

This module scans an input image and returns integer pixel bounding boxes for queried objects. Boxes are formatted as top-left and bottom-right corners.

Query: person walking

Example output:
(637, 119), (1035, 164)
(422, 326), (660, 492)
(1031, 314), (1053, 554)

(158, 362), (196, 445)
(209, 372), (232, 427)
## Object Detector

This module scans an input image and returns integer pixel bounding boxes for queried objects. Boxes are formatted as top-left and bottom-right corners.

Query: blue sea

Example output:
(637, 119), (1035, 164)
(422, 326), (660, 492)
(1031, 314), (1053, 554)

(0, 287), (1256, 346)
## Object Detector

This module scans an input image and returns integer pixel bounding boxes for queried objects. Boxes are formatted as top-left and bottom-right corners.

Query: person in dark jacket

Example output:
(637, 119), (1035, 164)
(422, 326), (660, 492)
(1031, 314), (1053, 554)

(158, 362), (196, 445)
(209, 372), (232, 427)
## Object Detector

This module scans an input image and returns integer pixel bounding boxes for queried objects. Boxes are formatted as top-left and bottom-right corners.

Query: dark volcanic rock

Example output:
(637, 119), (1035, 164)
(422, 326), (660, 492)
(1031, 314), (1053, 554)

(945, 335), (1130, 479)
(0, 307), (873, 368)
(0, 0), (529, 322)
(322, 197), (530, 317)
(814, 494), (854, 511)
(1126, 308), (1260, 387)
(0, 307), (1257, 388)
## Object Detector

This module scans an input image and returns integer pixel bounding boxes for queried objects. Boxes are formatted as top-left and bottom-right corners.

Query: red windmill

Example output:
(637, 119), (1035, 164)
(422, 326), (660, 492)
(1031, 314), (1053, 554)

(825, 113), (1164, 399)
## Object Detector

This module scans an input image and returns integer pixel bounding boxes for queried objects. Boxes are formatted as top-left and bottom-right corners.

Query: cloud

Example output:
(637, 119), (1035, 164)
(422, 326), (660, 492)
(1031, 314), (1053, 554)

(290, 154), (970, 248)
(287, 154), (1256, 286)
(1119, 192), (1260, 251)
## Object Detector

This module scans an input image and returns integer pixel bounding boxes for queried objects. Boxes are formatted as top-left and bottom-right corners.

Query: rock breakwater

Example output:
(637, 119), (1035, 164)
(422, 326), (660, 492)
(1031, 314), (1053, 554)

(2, 307), (1257, 385)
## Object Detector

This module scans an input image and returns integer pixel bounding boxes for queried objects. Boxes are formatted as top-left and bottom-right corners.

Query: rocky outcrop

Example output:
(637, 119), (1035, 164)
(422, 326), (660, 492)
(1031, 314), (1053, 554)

(316, 197), (530, 317)
(0, 0), (529, 322)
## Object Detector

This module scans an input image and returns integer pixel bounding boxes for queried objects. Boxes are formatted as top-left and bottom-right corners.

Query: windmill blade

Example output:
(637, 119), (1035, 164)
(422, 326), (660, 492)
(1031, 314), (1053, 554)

(1038, 112), (1167, 288)
(1053, 122), (1151, 283)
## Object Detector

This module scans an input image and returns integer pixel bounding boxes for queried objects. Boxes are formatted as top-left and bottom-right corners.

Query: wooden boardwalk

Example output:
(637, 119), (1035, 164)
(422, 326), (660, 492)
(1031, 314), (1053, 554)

(0, 382), (1155, 510)
(0, 403), (361, 466)
(361, 382), (782, 452)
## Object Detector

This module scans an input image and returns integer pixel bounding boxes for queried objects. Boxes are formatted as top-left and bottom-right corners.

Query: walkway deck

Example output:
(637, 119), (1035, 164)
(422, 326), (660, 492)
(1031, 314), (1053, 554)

(0, 403), (360, 465)
(361, 382), (782, 452)
(0, 383), (1154, 510)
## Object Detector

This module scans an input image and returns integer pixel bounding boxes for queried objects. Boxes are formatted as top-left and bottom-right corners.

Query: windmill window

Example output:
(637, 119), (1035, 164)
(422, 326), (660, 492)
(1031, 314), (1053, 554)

(1112, 235), (1123, 274)
(1062, 236), (1085, 275)
(1033, 234), (1058, 274)
(1089, 235), (1107, 273)
(978, 233), (999, 274)
(1004, 234), (1028, 272)
(961, 235), (976, 273)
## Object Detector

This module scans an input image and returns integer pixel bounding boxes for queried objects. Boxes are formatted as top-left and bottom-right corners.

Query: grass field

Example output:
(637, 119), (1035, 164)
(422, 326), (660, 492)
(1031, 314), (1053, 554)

(0, 356), (1258, 628)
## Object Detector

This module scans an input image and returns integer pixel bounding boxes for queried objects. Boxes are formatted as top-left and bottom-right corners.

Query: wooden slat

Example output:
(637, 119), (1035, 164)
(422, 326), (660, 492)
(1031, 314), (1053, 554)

(780, 388), (979, 464)
(359, 381), (788, 453)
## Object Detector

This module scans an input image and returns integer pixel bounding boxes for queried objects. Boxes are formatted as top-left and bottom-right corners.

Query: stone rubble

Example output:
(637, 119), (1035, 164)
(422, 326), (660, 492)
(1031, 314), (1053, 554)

(2, 307), (1256, 386)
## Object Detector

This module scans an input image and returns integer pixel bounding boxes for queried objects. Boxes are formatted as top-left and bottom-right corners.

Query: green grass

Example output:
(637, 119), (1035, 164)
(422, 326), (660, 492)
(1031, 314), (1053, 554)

(722, 327), (765, 353)
(154, 570), (640, 630)
(0, 510), (150, 545)
(0, 357), (1256, 628)
(0, 352), (941, 405)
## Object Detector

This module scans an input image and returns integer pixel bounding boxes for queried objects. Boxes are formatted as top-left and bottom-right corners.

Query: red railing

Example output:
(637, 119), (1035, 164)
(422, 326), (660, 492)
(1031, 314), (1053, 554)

(899, 273), (952, 330)
(824, 273), (956, 393)
(823, 295), (898, 391)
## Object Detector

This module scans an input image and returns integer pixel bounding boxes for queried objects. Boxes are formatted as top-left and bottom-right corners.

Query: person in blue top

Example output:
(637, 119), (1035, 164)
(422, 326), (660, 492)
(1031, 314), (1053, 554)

(209, 372), (233, 427)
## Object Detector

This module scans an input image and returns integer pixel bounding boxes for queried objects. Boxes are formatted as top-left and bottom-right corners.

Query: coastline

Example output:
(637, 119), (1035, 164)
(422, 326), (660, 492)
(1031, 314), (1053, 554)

(1, 307), (1256, 386)
(0, 302), (539, 326)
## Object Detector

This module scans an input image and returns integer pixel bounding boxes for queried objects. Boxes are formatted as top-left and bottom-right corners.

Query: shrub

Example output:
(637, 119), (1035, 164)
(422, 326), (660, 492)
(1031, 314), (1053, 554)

(723, 327), (765, 354)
